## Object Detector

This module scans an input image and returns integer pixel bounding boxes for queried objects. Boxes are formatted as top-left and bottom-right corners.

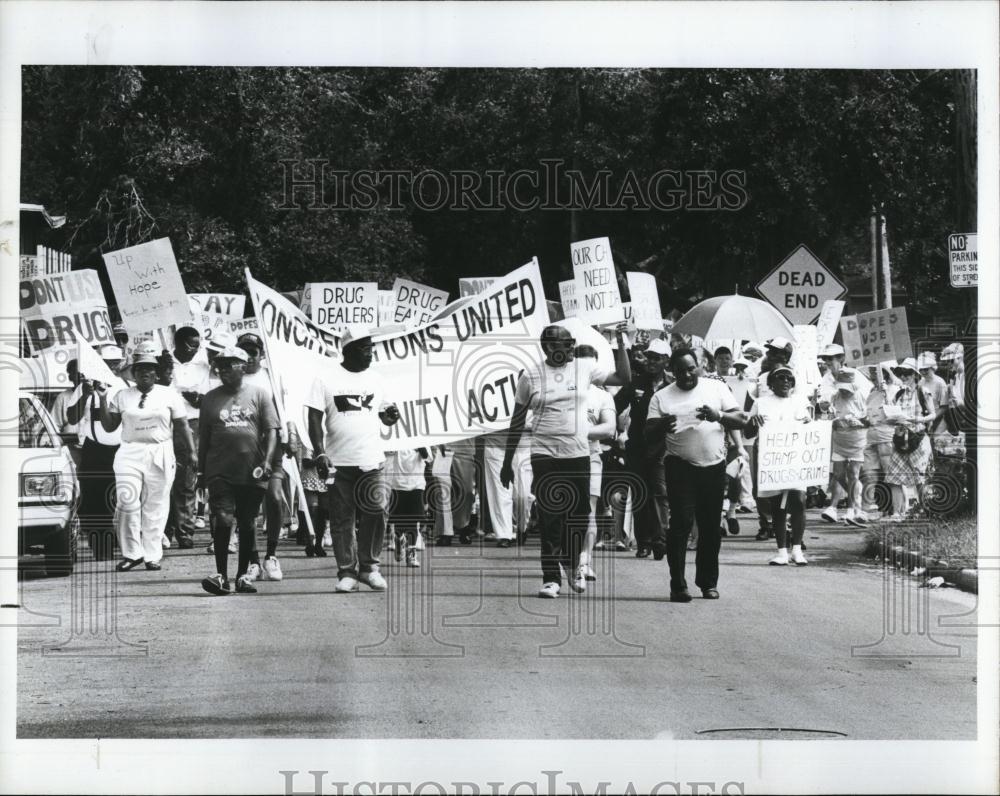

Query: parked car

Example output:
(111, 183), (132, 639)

(17, 390), (79, 576)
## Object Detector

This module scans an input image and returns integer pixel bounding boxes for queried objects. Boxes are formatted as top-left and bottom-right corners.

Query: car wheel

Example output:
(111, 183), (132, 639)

(44, 516), (79, 577)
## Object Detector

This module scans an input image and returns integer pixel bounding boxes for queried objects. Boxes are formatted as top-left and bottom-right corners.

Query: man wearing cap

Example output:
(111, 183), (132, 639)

(817, 344), (873, 405)
(166, 326), (211, 549)
(235, 332), (291, 582)
(741, 342), (764, 379)
(198, 346), (280, 596)
(611, 336), (671, 558)
(307, 325), (401, 593)
(66, 345), (127, 559)
(824, 367), (870, 526)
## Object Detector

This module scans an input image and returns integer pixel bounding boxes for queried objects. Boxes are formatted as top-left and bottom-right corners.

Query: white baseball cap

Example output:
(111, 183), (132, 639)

(341, 325), (374, 350)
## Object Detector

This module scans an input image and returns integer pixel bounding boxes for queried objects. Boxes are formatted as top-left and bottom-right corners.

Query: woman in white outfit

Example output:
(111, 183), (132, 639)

(96, 340), (197, 572)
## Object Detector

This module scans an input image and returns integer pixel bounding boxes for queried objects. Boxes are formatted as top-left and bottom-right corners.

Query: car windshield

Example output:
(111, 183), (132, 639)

(19, 397), (57, 449)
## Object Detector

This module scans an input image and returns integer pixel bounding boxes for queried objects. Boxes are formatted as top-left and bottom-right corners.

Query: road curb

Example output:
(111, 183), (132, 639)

(874, 540), (978, 594)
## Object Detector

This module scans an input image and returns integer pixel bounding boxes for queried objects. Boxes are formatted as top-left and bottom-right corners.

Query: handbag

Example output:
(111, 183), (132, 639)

(892, 388), (928, 454)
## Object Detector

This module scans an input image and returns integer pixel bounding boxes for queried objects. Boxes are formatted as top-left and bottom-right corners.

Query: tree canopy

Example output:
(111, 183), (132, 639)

(21, 66), (971, 322)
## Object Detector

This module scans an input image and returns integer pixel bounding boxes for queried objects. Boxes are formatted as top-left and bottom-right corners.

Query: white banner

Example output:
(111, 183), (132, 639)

(311, 282), (379, 332)
(248, 260), (550, 451)
(626, 272), (663, 330)
(20, 269), (116, 355)
(77, 339), (121, 386)
(103, 238), (192, 333)
(188, 293), (246, 319)
(757, 420), (832, 492)
(392, 278), (449, 328)
(572, 237), (622, 326)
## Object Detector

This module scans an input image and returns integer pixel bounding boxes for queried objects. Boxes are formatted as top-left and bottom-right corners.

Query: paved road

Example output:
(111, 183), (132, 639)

(16, 513), (977, 739)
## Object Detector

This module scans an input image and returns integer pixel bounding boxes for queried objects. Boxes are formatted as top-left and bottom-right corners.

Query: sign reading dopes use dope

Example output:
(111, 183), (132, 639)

(103, 238), (191, 333)
(757, 420), (832, 492)
(311, 282), (378, 332)
(839, 307), (912, 367)
(572, 237), (622, 326)
(948, 233), (978, 288)
(757, 244), (847, 326)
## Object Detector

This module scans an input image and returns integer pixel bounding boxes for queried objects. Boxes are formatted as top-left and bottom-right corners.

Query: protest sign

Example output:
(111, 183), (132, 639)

(392, 278), (450, 327)
(815, 299), (846, 348)
(840, 307), (912, 367)
(77, 339), (121, 386)
(229, 316), (259, 336)
(572, 237), (622, 326)
(18, 346), (77, 392)
(188, 293), (246, 319)
(195, 311), (235, 349)
(626, 272), (663, 330)
(122, 326), (175, 364)
(459, 277), (498, 297)
(300, 284), (312, 316)
(20, 269), (115, 354)
(311, 282), (379, 332)
(378, 290), (396, 327)
(248, 259), (550, 451)
(792, 325), (822, 386)
(757, 420), (832, 492)
(559, 279), (579, 318)
(103, 238), (191, 333)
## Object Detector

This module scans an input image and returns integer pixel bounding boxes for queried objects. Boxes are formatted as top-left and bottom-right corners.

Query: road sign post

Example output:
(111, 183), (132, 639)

(757, 244), (848, 326)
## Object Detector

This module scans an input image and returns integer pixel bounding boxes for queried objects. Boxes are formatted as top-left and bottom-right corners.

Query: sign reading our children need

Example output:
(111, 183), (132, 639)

(572, 237), (622, 326)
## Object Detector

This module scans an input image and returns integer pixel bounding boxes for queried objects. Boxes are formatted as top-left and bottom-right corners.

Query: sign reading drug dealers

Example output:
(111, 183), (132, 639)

(20, 269), (115, 354)
(392, 278), (449, 328)
(311, 282), (378, 333)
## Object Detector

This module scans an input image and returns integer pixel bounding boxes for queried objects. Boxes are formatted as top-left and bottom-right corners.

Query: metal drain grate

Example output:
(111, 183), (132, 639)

(695, 727), (848, 740)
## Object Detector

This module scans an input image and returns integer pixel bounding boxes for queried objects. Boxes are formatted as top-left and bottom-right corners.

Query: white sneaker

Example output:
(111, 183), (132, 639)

(245, 562), (263, 582)
(161, 536), (171, 549)
(406, 549), (420, 568)
(387, 533), (396, 552)
(414, 531), (425, 551)
(322, 530), (332, 548)
(614, 540), (628, 552)
(580, 563), (597, 581)
(228, 532), (238, 554)
(593, 540), (606, 551)
(334, 576), (359, 593)
(791, 545), (808, 566)
(361, 571), (388, 591)
(769, 548), (790, 566)
(263, 556), (283, 581)
(571, 568), (587, 593)
(538, 582), (561, 598)
(821, 507), (839, 523)
(206, 542), (215, 554)
(194, 517), (207, 530)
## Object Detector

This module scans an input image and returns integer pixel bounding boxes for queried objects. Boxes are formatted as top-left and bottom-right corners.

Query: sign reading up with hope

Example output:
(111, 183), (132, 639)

(103, 238), (191, 334)
(839, 307), (912, 367)
(757, 244), (847, 326)
(392, 278), (449, 328)
(757, 420), (832, 492)
(572, 237), (622, 326)
(311, 282), (379, 332)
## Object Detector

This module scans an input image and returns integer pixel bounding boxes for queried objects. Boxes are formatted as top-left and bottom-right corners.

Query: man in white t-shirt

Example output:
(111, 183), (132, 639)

(645, 347), (746, 602)
(500, 323), (630, 599)
(166, 325), (211, 548)
(307, 326), (400, 593)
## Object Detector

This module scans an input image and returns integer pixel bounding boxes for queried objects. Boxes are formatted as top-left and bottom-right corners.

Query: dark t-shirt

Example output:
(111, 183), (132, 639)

(200, 383), (280, 484)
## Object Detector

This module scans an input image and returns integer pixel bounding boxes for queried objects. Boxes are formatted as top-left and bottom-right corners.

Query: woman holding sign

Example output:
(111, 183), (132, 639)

(744, 365), (813, 567)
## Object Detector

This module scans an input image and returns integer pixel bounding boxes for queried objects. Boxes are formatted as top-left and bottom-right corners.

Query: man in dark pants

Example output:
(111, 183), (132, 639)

(501, 323), (630, 598)
(645, 348), (746, 602)
(613, 337), (671, 559)
(306, 326), (401, 594)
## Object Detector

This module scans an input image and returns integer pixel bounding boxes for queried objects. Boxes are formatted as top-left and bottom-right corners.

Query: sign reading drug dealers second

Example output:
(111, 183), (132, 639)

(757, 244), (847, 326)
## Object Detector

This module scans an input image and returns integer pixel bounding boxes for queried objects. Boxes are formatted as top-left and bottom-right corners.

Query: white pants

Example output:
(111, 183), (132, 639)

(432, 452), (454, 537)
(512, 445), (533, 534)
(483, 444), (517, 540)
(114, 440), (176, 563)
